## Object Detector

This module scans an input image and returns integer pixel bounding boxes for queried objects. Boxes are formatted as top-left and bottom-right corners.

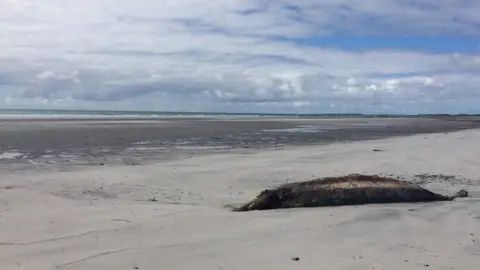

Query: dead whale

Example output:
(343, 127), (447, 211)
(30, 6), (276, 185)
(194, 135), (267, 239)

(233, 174), (468, 212)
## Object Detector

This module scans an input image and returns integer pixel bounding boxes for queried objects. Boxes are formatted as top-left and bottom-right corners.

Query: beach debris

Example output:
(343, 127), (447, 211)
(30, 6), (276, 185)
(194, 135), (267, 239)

(411, 173), (469, 185)
(82, 189), (117, 199)
(292, 257), (300, 261)
(233, 174), (468, 212)
(372, 149), (384, 152)
(148, 197), (158, 202)
(414, 173), (456, 181)
(111, 219), (131, 223)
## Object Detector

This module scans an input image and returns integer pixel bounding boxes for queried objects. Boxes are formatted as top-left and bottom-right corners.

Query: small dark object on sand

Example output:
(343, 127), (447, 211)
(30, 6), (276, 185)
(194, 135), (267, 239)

(373, 149), (384, 152)
(292, 257), (300, 261)
(233, 174), (468, 212)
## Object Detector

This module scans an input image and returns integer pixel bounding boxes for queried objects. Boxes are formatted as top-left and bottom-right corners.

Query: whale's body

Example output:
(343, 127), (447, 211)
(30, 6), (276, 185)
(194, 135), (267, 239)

(234, 174), (467, 212)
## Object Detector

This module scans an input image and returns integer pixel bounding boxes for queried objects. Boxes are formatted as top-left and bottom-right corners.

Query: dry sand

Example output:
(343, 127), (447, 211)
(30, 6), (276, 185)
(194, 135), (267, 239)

(1, 129), (479, 270)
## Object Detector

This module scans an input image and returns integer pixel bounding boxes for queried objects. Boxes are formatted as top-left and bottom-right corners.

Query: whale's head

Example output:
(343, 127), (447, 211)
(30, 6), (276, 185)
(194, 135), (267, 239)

(234, 189), (283, 211)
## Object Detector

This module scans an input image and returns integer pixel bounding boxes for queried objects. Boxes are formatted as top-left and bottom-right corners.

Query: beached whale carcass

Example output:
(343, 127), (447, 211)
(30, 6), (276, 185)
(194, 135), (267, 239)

(233, 174), (468, 212)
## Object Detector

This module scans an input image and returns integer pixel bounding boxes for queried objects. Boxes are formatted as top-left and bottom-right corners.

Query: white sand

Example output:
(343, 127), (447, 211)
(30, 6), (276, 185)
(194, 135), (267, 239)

(1, 130), (479, 270)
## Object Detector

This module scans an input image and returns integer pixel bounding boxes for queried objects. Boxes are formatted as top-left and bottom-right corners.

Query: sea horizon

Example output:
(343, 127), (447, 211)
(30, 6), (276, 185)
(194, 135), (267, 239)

(1, 108), (479, 119)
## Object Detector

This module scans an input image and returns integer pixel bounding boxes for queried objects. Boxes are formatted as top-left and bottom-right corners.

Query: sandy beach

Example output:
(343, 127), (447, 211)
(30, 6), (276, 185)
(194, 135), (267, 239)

(1, 125), (479, 270)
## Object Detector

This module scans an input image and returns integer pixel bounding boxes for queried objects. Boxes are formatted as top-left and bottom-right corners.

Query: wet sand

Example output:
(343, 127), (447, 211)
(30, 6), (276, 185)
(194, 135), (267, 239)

(1, 116), (480, 169)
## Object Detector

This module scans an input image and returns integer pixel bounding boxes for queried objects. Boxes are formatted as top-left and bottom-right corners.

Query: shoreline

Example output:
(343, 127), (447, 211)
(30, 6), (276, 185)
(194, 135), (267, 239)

(2, 127), (480, 175)
(1, 116), (480, 170)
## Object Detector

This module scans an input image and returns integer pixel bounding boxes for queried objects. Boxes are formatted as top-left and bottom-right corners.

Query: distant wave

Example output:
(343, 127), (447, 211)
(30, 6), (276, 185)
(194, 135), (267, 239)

(0, 109), (264, 119)
(0, 114), (210, 119)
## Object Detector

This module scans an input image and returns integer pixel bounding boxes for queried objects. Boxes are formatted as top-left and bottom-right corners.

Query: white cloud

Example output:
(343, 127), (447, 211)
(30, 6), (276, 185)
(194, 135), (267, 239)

(0, 0), (479, 113)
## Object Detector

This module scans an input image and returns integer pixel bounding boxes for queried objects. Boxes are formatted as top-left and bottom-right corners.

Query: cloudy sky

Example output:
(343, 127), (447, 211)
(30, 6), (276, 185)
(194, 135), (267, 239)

(1, 0), (480, 114)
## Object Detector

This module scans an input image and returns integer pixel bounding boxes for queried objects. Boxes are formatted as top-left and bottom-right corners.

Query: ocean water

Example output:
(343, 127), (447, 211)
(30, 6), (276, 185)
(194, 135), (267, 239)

(0, 109), (258, 119)
(0, 108), (417, 119)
